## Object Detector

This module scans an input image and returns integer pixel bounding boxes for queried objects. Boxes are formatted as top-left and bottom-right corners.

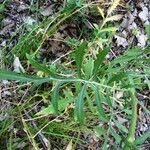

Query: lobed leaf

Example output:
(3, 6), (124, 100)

(113, 118), (128, 133)
(94, 126), (107, 137)
(0, 70), (53, 84)
(134, 130), (150, 145)
(94, 86), (108, 121)
(75, 84), (87, 124)
(106, 89), (113, 107)
(110, 127), (122, 144)
(145, 76), (150, 90)
(93, 48), (109, 78)
(85, 92), (95, 113)
(0, 4), (5, 13)
(26, 54), (57, 77)
(36, 90), (74, 116)
(108, 71), (127, 84)
(75, 42), (87, 78)
(51, 82), (61, 114)
(83, 58), (94, 79)
(145, 25), (150, 39)
(0, 70), (40, 82)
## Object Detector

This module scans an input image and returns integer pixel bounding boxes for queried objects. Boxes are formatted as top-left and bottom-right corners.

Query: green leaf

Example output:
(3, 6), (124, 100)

(51, 82), (61, 114)
(0, 70), (40, 82)
(93, 48), (109, 77)
(26, 54), (57, 77)
(106, 89), (113, 107)
(113, 118), (128, 133)
(145, 25), (150, 39)
(83, 58), (94, 79)
(85, 92), (95, 113)
(110, 127), (121, 144)
(145, 76), (150, 90)
(75, 42), (87, 78)
(0, 4), (5, 13)
(0, 70), (54, 84)
(108, 71), (127, 84)
(111, 47), (142, 65)
(101, 141), (108, 150)
(144, 68), (150, 75)
(134, 130), (150, 145)
(123, 77), (138, 149)
(94, 86), (108, 121)
(143, 47), (150, 54)
(94, 126), (107, 137)
(139, 58), (150, 64)
(99, 27), (117, 33)
(112, 55), (135, 64)
(36, 104), (55, 116)
(36, 90), (74, 116)
(124, 47), (141, 56)
(75, 84), (87, 124)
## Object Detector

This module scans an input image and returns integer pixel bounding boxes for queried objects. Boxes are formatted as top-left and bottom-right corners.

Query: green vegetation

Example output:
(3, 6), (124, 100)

(0, 0), (150, 149)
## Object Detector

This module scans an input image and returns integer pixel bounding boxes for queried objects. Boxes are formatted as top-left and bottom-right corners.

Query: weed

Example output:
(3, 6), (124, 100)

(0, 0), (150, 149)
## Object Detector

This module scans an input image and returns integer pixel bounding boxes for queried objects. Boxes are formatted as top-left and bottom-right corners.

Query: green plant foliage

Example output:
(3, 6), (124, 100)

(83, 58), (94, 80)
(36, 90), (74, 116)
(0, 4), (5, 13)
(145, 25), (150, 39)
(94, 126), (107, 138)
(26, 54), (57, 77)
(92, 47), (109, 78)
(51, 82), (62, 114)
(134, 130), (150, 146)
(94, 86), (108, 121)
(75, 84), (87, 124)
(112, 118), (128, 133)
(0, 1), (150, 149)
(110, 127), (122, 144)
(0, 70), (40, 82)
(75, 42), (87, 78)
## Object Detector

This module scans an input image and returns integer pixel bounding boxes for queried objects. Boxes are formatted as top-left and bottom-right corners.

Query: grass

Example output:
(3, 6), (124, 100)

(0, 0), (150, 149)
